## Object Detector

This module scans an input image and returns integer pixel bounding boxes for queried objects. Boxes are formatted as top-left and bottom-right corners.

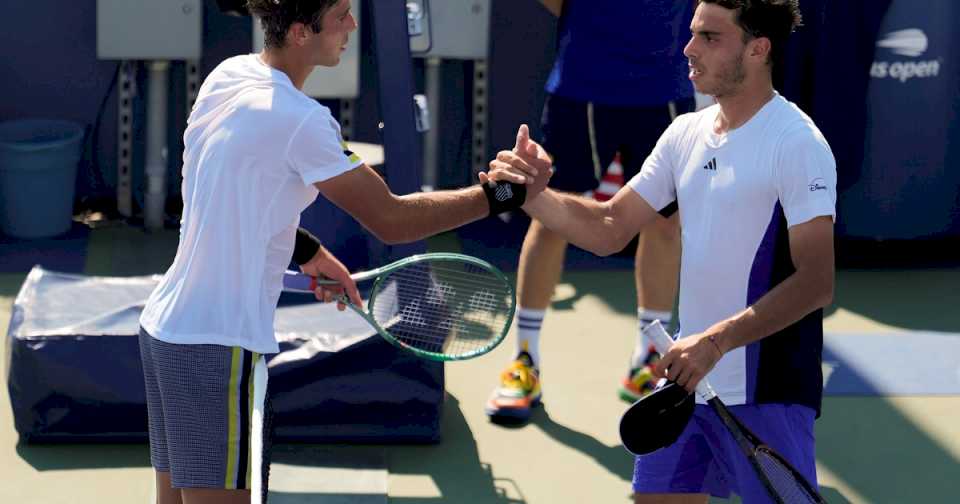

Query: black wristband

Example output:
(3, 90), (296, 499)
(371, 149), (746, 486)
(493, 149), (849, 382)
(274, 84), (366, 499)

(293, 227), (322, 265)
(482, 181), (527, 216)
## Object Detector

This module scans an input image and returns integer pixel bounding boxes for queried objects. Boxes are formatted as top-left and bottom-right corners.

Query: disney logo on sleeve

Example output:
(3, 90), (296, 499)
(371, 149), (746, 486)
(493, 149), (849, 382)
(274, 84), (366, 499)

(808, 178), (828, 192)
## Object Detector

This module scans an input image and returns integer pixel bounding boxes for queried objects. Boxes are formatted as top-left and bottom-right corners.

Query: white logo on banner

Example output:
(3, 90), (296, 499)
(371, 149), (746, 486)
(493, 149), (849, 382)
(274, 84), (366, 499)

(877, 28), (928, 57)
(871, 28), (941, 83)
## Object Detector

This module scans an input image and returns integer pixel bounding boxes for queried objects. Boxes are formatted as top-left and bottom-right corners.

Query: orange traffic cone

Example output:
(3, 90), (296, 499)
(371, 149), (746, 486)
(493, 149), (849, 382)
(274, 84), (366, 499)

(594, 152), (625, 202)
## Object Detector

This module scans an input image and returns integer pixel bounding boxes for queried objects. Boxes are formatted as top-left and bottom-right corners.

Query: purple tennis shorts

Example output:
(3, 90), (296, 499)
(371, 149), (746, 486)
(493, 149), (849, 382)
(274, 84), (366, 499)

(632, 402), (818, 503)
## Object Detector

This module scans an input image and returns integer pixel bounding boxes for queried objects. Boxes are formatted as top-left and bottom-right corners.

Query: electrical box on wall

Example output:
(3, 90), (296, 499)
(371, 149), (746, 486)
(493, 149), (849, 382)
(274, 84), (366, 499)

(252, 0), (361, 99)
(97, 0), (202, 60)
(413, 0), (490, 60)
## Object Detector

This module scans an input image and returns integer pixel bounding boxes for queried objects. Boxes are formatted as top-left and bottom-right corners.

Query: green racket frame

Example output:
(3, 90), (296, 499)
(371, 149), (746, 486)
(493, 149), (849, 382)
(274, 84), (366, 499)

(304, 253), (516, 362)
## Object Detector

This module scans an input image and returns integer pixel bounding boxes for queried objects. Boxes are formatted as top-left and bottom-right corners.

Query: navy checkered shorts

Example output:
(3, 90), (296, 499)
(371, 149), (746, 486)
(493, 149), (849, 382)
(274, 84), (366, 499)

(138, 327), (273, 497)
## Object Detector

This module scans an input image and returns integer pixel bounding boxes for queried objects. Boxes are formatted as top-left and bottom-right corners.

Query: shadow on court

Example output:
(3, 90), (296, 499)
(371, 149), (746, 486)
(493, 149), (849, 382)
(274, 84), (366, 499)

(549, 269), (640, 317)
(385, 394), (526, 503)
(832, 266), (960, 333)
(492, 259), (960, 504)
(817, 396), (960, 504)
(820, 260), (960, 501)
(0, 274), (26, 298)
(266, 393), (528, 503)
(15, 441), (150, 470)
(528, 406), (633, 485)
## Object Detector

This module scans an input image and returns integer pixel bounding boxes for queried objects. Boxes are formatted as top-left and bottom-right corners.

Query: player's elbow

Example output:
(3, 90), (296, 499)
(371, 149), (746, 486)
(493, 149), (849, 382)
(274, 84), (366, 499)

(811, 271), (834, 309)
(358, 213), (406, 244)
(591, 226), (635, 257)
(351, 195), (415, 244)
(367, 221), (407, 245)
(379, 232), (409, 245)
(817, 281), (834, 309)
(590, 202), (640, 256)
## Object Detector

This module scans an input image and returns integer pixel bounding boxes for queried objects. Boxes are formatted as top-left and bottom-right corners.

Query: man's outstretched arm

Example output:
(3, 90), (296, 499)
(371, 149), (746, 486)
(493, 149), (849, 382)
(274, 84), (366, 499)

(489, 149), (662, 256)
(315, 125), (551, 245)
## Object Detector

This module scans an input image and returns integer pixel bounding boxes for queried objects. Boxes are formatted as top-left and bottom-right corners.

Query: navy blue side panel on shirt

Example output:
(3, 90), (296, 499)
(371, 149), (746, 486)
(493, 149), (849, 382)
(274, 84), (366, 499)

(745, 203), (824, 416)
(546, 0), (694, 106)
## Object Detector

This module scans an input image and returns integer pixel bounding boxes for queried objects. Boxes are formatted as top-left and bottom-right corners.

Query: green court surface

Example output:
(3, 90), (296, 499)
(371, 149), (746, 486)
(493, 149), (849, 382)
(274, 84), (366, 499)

(1, 227), (958, 503)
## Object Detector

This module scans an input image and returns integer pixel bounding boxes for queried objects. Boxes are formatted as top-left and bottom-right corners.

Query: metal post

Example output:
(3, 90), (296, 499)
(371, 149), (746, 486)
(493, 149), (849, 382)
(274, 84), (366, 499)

(423, 56), (441, 191)
(185, 60), (200, 116)
(472, 59), (488, 179)
(117, 61), (136, 218)
(144, 61), (170, 231)
(339, 99), (354, 141)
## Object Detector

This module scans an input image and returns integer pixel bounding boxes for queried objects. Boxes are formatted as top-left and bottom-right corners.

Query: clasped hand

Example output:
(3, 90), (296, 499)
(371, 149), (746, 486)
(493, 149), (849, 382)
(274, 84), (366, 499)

(479, 124), (553, 201)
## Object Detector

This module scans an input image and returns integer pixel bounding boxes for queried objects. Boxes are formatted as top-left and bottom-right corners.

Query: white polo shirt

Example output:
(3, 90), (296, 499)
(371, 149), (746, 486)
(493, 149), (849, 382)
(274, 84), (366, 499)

(140, 54), (363, 354)
(629, 93), (837, 412)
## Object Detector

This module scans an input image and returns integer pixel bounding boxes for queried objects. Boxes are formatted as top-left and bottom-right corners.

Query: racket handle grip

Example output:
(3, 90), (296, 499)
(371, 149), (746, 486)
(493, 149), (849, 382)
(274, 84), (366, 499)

(642, 320), (675, 355)
(641, 320), (718, 400)
(283, 271), (317, 293)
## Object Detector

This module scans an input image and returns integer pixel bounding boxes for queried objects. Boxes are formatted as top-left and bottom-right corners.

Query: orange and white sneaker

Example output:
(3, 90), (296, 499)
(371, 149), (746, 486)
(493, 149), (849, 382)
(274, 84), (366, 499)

(619, 347), (661, 403)
(485, 351), (541, 421)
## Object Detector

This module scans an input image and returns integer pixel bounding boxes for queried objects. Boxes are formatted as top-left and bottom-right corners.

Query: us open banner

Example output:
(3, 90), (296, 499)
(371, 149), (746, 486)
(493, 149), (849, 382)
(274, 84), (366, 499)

(837, 0), (959, 240)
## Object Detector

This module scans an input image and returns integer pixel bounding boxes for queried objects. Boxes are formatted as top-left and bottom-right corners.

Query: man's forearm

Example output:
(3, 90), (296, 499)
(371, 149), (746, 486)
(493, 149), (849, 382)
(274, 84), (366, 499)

(523, 189), (638, 256)
(710, 270), (834, 353)
(377, 186), (490, 244)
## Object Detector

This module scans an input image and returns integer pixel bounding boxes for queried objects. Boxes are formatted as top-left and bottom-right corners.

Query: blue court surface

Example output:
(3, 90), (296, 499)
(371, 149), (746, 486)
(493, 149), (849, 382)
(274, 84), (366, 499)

(824, 331), (960, 396)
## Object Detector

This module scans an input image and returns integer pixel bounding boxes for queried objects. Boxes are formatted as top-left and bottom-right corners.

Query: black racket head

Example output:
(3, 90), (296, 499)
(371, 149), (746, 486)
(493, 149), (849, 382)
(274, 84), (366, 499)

(619, 381), (695, 455)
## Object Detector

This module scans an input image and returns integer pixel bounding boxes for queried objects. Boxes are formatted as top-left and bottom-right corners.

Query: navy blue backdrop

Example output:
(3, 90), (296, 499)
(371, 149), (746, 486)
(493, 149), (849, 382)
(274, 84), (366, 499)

(2, 0), (956, 250)
(842, 0), (960, 239)
(778, 0), (959, 241)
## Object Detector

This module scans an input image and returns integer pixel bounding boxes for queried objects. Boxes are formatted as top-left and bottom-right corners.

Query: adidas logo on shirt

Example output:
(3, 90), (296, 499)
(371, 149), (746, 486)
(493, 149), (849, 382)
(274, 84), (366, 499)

(703, 158), (717, 171)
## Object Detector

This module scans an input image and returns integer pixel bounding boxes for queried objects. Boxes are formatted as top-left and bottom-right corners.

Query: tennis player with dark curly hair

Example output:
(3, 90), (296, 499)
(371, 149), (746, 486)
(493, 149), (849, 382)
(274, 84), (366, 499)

(491, 1), (835, 502)
(138, 1), (551, 502)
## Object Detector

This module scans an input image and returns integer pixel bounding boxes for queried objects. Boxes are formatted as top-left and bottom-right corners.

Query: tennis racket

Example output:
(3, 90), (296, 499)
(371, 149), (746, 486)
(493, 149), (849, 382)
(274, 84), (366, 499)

(636, 321), (827, 504)
(282, 252), (515, 362)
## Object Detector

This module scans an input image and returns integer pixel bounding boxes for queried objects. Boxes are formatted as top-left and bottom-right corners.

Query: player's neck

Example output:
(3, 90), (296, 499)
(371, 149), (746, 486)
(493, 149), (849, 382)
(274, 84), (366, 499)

(713, 80), (775, 134)
(258, 49), (313, 90)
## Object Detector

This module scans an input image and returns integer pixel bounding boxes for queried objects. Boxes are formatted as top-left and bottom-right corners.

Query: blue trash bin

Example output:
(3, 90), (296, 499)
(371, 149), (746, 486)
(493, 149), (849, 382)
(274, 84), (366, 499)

(0, 119), (85, 239)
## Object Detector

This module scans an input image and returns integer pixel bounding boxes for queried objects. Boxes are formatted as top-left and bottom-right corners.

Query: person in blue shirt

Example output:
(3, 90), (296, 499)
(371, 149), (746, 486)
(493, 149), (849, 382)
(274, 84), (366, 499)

(486, 0), (697, 422)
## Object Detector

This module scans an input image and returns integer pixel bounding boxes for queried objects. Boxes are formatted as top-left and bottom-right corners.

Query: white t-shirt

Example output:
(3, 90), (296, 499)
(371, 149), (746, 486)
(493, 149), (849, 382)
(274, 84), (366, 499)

(629, 93), (837, 412)
(140, 54), (363, 354)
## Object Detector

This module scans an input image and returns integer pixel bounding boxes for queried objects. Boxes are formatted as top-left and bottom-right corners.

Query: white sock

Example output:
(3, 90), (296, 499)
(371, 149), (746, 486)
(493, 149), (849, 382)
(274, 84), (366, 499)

(631, 308), (672, 369)
(514, 307), (545, 368)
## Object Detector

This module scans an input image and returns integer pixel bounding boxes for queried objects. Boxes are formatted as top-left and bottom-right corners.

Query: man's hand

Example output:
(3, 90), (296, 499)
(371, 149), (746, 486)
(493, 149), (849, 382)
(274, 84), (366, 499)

(298, 246), (363, 311)
(480, 124), (553, 199)
(653, 331), (724, 393)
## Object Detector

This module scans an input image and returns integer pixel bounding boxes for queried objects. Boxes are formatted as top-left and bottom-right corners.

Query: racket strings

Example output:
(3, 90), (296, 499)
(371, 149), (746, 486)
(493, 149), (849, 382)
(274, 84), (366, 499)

(369, 261), (512, 358)
(755, 448), (823, 504)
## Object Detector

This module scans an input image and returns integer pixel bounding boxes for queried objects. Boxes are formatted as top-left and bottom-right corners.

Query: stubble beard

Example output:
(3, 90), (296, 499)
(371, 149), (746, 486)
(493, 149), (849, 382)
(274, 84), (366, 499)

(704, 51), (747, 99)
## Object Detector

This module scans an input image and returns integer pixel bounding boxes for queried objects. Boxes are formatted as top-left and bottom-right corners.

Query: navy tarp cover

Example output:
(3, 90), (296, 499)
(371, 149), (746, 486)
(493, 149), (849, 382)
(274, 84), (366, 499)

(6, 267), (443, 443)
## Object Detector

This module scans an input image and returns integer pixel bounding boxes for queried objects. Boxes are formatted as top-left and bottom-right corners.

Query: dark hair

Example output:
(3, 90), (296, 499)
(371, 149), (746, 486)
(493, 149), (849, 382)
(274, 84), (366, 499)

(698, 0), (802, 68)
(246, 0), (340, 49)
